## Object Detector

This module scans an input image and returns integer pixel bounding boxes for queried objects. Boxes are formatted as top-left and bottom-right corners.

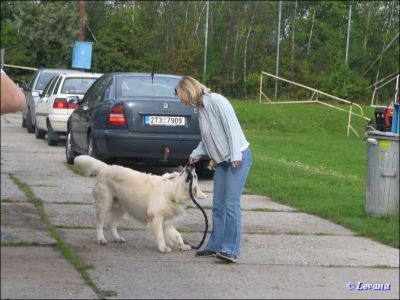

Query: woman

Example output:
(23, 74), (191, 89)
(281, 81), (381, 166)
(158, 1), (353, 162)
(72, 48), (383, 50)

(175, 76), (252, 263)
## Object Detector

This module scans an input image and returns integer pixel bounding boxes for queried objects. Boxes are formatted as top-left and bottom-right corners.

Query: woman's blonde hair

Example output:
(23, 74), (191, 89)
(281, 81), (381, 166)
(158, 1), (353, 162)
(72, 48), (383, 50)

(175, 76), (210, 107)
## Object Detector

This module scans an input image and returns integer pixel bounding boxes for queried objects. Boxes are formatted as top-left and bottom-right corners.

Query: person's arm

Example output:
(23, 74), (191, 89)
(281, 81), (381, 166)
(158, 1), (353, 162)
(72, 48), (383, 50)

(1, 70), (26, 115)
(190, 141), (208, 164)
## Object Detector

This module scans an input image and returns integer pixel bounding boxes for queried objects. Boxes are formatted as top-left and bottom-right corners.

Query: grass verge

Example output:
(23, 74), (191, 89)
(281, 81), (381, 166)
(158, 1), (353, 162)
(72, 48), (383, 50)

(232, 100), (399, 248)
(64, 163), (85, 176)
(9, 174), (112, 299)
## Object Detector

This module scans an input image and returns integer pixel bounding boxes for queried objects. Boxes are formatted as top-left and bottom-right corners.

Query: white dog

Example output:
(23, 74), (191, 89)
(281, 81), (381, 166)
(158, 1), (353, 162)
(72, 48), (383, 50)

(74, 155), (207, 253)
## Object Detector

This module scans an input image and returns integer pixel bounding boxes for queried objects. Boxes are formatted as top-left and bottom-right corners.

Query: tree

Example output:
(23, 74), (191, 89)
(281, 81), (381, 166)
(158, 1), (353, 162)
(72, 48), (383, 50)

(12, 1), (79, 68)
(1, 1), (398, 102)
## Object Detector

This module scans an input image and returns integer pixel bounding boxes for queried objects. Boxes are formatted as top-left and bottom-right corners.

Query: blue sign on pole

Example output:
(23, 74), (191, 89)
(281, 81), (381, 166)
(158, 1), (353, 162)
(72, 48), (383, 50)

(72, 41), (93, 70)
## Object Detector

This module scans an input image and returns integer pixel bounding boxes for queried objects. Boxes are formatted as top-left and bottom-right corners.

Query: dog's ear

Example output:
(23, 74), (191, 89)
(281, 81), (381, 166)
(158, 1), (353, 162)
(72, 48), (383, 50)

(194, 185), (207, 199)
(188, 167), (207, 199)
(193, 174), (207, 199)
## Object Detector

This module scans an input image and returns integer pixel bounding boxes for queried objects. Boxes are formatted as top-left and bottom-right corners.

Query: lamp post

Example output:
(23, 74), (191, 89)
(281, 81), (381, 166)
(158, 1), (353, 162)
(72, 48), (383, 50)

(345, 3), (352, 66)
(203, 1), (209, 84)
(275, 1), (282, 99)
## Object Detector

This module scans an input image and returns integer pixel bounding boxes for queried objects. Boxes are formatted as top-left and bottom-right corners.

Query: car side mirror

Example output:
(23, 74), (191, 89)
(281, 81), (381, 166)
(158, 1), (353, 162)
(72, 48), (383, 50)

(32, 91), (40, 97)
(67, 96), (79, 104)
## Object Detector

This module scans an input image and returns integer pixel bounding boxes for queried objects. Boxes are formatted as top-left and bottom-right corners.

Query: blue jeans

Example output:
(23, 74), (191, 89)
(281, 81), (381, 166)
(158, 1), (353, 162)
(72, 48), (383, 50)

(205, 148), (252, 256)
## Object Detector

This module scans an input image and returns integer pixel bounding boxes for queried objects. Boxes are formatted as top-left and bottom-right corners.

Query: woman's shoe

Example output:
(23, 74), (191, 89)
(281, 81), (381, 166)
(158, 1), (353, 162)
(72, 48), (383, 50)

(195, 249), (216, 257)
(216, 251), (237, 263)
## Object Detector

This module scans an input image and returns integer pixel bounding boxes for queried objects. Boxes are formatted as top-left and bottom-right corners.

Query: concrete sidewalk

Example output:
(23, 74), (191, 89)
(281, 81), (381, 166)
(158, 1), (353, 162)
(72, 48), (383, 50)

(1, 113), (399, 299)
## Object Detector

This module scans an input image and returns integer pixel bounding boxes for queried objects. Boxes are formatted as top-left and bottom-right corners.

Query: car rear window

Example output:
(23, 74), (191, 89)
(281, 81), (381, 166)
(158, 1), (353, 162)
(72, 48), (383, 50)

(35, 72), (58, 91)
(61, 78), (98, 94)
(116, 76), (180, 98)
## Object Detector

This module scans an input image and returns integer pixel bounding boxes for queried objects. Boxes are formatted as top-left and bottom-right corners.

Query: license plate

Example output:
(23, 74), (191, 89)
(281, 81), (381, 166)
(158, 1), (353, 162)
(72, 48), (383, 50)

(144, 115), (186, 127)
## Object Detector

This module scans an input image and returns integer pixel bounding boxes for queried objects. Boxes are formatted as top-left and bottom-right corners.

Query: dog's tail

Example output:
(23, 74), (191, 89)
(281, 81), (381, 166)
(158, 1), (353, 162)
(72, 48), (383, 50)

(74, 155), (108, 177)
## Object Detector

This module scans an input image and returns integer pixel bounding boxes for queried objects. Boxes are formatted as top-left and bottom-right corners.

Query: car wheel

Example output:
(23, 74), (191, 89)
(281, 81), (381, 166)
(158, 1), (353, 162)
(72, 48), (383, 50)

(22, 116), (26, 128)
(87, 133), (104, 160)
(35, 122), (46, 139)
(66, 127), (77, 164)
(47, 122), (60, 146)
(88, 134), (93, 156)
(26, 107), (35, 133)
(87, 133), (97, 157)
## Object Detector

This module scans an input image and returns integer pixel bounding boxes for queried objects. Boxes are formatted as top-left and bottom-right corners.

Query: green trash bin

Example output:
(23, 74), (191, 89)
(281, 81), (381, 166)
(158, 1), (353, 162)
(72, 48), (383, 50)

(365, 130), (399, 216)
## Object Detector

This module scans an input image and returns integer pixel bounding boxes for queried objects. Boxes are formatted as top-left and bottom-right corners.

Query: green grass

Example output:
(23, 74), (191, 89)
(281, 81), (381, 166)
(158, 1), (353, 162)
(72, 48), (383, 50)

(64, 163), (85, 177)
(9, 174), (114, 299)
(232, 100), (399, 248)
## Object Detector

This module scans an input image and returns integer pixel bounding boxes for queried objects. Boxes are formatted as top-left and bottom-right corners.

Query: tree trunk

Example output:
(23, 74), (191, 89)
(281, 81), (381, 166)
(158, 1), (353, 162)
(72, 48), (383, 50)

(363, 33), (399, 76)
(362, 2), (373, 56)
(223, 2), (232, 67)
(232, 29), (239, 82)
(291, 0), (298, 75)
(243, 2), (257, 98)
(181, 2), (188, 56)
(307, 8), (315, 60)
(195, 2), (207, 46)
(369, 1), (397, 81)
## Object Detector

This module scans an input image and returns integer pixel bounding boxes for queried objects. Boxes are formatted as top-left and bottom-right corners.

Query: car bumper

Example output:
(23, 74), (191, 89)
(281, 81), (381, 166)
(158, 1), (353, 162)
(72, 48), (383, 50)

(93, 129), (201, 162)
(48, 114), (69, 133)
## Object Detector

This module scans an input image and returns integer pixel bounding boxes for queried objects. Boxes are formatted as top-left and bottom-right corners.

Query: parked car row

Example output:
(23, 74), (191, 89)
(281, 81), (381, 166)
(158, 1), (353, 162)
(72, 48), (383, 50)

(22, 68), (81, 132)
(21, 69), (213, 178)
(34, 71), (102, 145)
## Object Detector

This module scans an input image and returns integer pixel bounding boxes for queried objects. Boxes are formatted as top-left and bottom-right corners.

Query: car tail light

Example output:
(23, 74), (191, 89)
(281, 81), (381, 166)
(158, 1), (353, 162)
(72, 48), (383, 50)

(108, 103), (127, 126)
(53, 98), (68, 109)
(67, 102), (78, 109)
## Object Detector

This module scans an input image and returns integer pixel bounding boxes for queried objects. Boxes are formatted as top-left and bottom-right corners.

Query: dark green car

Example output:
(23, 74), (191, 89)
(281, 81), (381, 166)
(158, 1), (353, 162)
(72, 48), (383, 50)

(66, 72), (213, 177)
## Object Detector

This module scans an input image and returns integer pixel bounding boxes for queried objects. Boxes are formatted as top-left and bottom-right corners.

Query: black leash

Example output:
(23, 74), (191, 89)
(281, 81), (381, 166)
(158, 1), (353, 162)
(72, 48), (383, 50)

(184, 166), (208, 250)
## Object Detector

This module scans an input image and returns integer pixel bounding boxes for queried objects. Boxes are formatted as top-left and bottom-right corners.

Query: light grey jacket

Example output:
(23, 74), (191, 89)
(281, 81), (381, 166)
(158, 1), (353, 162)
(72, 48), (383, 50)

(191, 91), (249, 162)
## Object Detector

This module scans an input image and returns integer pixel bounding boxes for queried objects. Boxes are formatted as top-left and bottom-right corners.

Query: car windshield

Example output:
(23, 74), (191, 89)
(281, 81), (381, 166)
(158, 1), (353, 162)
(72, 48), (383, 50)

(61, 78), (98, 94)
(35, 72), (58, 91)
(116, 76), (180, 98)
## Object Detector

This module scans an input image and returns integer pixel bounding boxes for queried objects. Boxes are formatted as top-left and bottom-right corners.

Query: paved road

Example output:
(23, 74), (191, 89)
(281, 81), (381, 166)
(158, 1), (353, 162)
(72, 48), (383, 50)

(1, 112), (399, 299)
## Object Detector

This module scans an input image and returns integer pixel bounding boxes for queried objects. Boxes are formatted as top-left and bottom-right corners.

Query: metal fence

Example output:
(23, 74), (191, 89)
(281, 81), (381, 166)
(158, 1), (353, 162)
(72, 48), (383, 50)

(259, 71), (371, 137)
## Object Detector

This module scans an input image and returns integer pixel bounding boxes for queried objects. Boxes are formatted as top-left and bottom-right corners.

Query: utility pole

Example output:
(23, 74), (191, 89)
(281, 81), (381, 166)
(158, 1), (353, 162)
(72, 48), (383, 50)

(0, 48), (4, 70)
(79, 0), (86, 41)
(275, 1), (282, 99)
(345, 3), (352, 65)
(203, 1), (209, 84)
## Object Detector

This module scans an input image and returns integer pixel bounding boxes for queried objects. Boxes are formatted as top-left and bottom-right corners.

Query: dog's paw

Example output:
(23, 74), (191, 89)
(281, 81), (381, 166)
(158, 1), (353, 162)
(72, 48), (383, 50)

(159, 245), (172, 253)
(98, 238), (107, 245)
(180, 244), (191, 251)
(114, 237), (126, 243)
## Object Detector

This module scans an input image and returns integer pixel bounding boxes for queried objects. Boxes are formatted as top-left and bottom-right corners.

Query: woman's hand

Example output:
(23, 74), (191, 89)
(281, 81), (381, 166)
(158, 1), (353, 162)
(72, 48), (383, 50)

(231, 160), (241, 168)
(189, 156), (200, 164)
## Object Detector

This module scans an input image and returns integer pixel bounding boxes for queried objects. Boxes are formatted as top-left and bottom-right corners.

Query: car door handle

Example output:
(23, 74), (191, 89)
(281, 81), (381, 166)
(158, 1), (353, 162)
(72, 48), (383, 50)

(82, 104), (89, 111)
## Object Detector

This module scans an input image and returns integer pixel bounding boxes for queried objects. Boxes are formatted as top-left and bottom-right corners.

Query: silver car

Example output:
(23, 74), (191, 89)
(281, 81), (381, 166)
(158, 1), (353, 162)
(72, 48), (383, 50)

(34, 71), (102, 145)
(21, 68), (83, 133)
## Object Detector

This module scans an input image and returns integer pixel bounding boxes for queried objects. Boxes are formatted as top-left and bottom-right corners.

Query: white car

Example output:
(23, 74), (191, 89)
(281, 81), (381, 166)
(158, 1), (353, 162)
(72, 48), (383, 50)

(35, 71), (102, 146)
